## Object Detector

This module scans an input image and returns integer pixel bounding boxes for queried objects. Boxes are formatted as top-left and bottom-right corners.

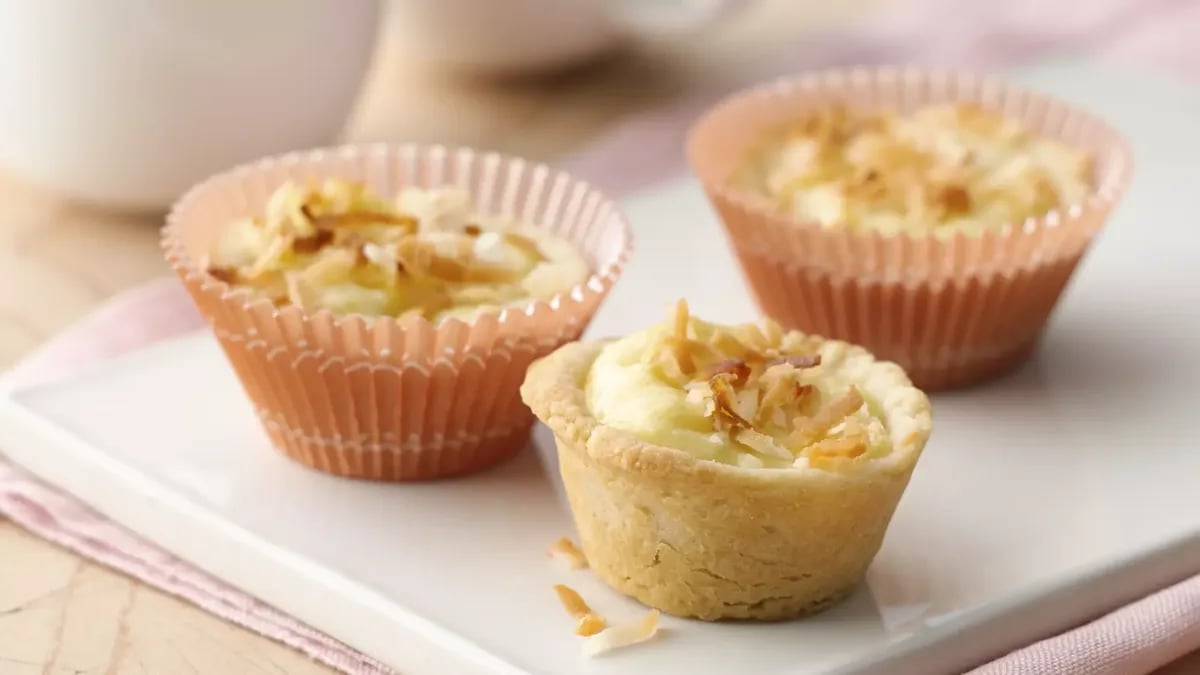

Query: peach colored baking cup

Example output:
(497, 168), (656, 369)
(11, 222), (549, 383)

(163, 144), (632, 480)
(687, 68), (1133, 390)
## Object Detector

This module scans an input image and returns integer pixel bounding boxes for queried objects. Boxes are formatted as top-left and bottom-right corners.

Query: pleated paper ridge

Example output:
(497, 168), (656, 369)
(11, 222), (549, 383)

(687, 68), (1132, 389)
(164, 144), (632, 480)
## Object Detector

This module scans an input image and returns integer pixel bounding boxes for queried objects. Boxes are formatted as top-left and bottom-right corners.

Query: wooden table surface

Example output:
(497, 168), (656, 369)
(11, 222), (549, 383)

(1, 2), (1196, 673)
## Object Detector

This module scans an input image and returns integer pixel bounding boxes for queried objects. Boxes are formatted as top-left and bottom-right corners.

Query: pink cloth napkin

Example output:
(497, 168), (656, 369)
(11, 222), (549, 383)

(4, 1), (1200, 672)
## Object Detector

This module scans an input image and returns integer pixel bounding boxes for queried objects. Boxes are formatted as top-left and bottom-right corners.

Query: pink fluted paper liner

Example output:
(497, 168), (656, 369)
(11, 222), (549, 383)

(687, 67), (1133, 389)
(163, 144), (632, 480)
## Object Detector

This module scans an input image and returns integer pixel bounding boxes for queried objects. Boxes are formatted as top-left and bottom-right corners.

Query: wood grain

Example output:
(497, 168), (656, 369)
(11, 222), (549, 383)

(0, 1), (1195, 672)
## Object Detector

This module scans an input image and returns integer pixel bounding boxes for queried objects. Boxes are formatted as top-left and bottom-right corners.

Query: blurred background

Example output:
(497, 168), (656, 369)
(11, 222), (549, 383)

(0, 0), (879, 365)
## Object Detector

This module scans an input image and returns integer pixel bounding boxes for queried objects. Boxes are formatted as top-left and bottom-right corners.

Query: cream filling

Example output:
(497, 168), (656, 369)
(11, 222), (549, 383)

(209, 184), (590, 320)
(584, 324), (891, 469)
(742, 104), (1093, 238)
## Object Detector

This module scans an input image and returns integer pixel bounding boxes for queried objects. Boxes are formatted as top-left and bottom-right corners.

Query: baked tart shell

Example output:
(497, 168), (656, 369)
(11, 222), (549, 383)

(522, 338), (931, 621)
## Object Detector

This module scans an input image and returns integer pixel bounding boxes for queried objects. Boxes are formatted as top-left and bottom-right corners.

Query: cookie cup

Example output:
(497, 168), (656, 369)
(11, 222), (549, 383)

(687, 67), (1133, 390)
(164, 144), (631, 481)
(521, 336), (931, 621)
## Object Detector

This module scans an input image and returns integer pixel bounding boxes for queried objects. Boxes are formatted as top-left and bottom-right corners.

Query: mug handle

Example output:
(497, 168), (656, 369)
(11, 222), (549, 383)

(609, 0), (756, 37)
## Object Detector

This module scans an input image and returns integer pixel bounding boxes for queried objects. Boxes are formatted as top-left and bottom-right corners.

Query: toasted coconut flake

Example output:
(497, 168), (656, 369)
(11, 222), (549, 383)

(734, 388), (759, 422)
(394, 236), (429, 272)
(738, 453), (766, 469)
(807, 436), (868, 459)
(648, 302), (885, 467)
(502, 232), (546, 261)
(547, 538), (587, 570)
(354, 244), (371, 267)
(672, 298), (690, 340)
(758, 375), (795, 418)
(761, 318), (784, 347)
(708, 328), (757, 361)
(553, 585), (607, 637)
(733, 323), (773, 352)
(808, 419), (869, 460)
(749, 104), (1093, 235)
(827, 386), (865, 420)
(207, 266), (239, 284)
(427, 254), (469, 282)
(359, 242), (396, 269)
(463, 264), (523, 284)
(246, 234), (292, 278)
(651, 348), (689, 385)
(770, 408), (788, 428)
(667, 299), (698, 375)
(788, 384), (819, 421)
(765, 353), (822, 370)
(292, 228), (334, 254)
(582, 610), (660, 658)
(807, 455), (858, 471)
(684, 381), (710, 406)
(732, 427), (792, 460)
(709, 373), (751, 430)
(668, 337), (696, 376)
(705, 358), (751, 385)
(938, 184), (972, 214)
(397, 228), (523, 284)
(396, 236), (474, 282)
(207, 179), (591, 321)
(790, 386), (865, 446)
(577, 614), (607, 637)
(313, 211), (418, 231)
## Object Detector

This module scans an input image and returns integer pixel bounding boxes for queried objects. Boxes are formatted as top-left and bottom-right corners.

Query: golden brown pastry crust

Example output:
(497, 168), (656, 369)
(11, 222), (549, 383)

(521, 337), (931, 621)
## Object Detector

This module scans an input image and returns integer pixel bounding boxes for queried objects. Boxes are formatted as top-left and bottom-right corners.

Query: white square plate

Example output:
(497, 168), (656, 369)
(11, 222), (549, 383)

(2, 60), (1199, 674)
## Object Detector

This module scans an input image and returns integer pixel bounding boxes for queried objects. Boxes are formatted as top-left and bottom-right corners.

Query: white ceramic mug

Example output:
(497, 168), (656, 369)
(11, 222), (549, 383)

(0, 1), (381, 211)
(385, 0), (755, 73)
